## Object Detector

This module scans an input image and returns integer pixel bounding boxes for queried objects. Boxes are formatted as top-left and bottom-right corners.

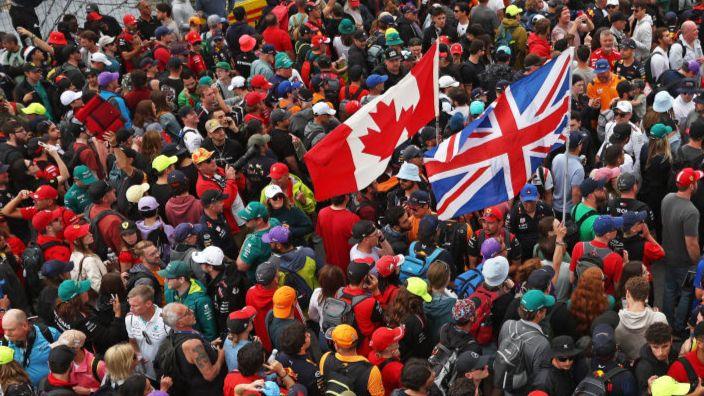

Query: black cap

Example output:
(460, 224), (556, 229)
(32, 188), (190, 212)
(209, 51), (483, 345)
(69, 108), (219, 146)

(167, 169), (188, 186)
(611, 11), (627, 22)
(525, 266), (555, 290)
(621, 38), (636, 49)
(201, 189), (228, 206)
(385, 48), (402, 60)
(592, 324), (616, 357)
(87, 180), (113, 203)
(23, 63), (40, 73)
(550, 335), (582, 358)
(48, 345), (76, 374)
(347, 258), (373, 284)
(691, 118), (704, 139)
(580, 177), (606, 197)
(161, 143), (188, 157)
(177, 105), (195, 120)
(349, 220), (377, 244)
(454, 351), (492, 376)
(353, 29), (369, 41)
(616, 172), (637, 191)
(120, 220), (137, 235)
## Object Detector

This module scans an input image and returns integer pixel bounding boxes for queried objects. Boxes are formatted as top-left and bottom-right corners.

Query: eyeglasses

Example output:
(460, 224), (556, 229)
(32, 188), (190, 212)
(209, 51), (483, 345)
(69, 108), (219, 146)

(142, 330), (152, 345)
(271, 194), (285, 201)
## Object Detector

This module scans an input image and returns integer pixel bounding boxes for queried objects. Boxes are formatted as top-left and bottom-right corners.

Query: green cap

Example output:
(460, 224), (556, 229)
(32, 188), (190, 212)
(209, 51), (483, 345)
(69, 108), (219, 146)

(385, 31), (404, 46)
(199, 76), (213, 86)
(152, 154), (178, 172)
(238, 201), (268, 221)
(58, 279), (92, 302)
(157, 260), (191, 279)
(275, 52), (293, 69)
(649, 123), (673, 139)
(0, 346), (14, 365)
(406, 277), (431, 303)
(73, 165), (97, 185)
(520, 289), (555, 312)
(216, 61), (232, 71)
(339, 18), (355, 35)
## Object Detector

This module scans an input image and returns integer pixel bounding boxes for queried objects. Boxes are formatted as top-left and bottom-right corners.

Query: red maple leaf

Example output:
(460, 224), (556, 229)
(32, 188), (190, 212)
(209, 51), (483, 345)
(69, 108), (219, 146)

(359, 100), (415, 159)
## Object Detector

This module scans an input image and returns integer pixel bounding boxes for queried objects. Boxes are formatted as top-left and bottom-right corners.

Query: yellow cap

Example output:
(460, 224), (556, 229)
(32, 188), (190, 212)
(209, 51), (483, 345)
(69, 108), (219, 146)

(152, 154), (178, 172)
(651, 376), (691, 396)
(0, 346), (14, 365)
(21, 102), (47, 115)
(331, 324), (358, 348)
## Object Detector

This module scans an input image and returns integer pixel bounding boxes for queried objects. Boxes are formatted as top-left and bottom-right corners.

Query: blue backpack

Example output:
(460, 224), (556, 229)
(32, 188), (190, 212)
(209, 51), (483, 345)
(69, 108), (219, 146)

(401, 241), (443, 281)
(453, 264), (484, 299)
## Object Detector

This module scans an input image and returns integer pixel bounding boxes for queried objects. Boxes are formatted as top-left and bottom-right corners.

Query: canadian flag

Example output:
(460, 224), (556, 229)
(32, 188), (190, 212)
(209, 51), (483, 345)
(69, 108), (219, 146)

(304, 43), (439, 201)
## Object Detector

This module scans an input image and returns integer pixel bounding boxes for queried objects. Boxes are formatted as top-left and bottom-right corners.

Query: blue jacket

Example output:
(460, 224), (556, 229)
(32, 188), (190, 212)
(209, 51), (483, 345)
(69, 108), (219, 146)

(99, 90), (132, 129)
(6, 324), (61, 385)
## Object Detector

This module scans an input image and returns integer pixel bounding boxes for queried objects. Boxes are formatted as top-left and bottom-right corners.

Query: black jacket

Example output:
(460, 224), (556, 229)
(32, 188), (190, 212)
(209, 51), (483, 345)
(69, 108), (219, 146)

(438, 322), (482, 354)
(396, 16), (422, 44)
(13, 78), (61, 120)
(634, 343), (679, 394)
(226, 21), (257, 58)
(421, 24), (458, 52)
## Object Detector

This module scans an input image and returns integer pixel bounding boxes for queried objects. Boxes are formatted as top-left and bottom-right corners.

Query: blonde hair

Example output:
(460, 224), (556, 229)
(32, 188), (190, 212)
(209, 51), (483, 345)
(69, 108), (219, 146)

(104, 343), (135, 382)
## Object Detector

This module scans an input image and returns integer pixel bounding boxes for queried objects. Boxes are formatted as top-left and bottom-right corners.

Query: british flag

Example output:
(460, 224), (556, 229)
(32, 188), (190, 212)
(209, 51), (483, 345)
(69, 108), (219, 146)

(425, 49), (572, 220)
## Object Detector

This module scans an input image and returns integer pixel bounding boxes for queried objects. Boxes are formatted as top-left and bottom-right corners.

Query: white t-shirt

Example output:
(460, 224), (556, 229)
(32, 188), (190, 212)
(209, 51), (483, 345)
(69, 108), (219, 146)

(126, 306), (171, 380)
(349, 244), (381, 262)
(182, 128), (203, 153)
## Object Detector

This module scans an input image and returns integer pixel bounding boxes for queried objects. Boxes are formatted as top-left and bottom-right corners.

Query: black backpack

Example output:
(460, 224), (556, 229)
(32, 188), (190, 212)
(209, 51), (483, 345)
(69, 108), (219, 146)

(22, 241), (67, 300)
(85, 205), (127, 260)
(145, 226), (171, 263)
(437, 220), (469, 276)
(321, 352), (373, 396)
(125, 270), (163, 306)
(675, 357), (698, 394)
(565, 206), (598, 251)
(573, 366), (630, 395)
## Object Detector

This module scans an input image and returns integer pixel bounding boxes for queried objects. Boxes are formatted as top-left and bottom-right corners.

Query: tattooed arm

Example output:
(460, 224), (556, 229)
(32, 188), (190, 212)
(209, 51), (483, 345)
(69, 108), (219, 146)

(183, 338), (225, 381)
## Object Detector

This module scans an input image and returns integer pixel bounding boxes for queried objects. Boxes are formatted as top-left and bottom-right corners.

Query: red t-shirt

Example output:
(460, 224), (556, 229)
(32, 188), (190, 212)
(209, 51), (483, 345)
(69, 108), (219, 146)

(589, 48), (622, 70)
(37, 234), (71, 262)
(262, 26), (293, 53)
(223, 371), (262, 396)
(668, 350), (704, 383)
(569, 239), (624, 295)
(367, 353), (403, 396)
(245, 284), (276, 351)
(187, 53), (207, 75)
(315, 206), (360, 272)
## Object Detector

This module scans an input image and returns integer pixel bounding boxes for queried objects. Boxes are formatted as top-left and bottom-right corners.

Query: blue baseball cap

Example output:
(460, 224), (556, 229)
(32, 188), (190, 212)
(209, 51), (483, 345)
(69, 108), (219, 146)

(580, 177), (606, 197)
(154, 26), (172, 39)
(276, 80), (302, 97)
(593, 215), (624, 236)
(622, 211), (647, 229)
(366, 74), (388, 88)
(519, 184), (538, 202)
(594, 58), (611, 74)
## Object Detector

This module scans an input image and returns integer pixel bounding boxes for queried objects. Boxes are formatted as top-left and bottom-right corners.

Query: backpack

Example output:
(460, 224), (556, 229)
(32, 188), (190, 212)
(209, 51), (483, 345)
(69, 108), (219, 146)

(321, 352), (373, 396)
(453, 265), (484, 299)
(319, 73), (342, 107)
(643, 51), (666, 86)
(125, 270), (163, 306)
(275, 250), (319, 310)
(467, 285), (500, 345)
(339, 84), (364, 115)
(401, 241), (444, 281)
(22, 241), (66, 299)
(437, 220), (470, 274)
(367, 43), (384, 70)
(428, 342), (460, 394)
(154, 332), (190, 380)
(575, 241), (611, 281)
(65, 144), (89, 171)
(493, 320), (544, 392)
(495, 25), (518, 64)
(74, 94), (124, 141)
(573, 366), (630, 395)
(86, 205), (128, 260)
(565, 206), (598, 250)
(320, 288), (371, 333)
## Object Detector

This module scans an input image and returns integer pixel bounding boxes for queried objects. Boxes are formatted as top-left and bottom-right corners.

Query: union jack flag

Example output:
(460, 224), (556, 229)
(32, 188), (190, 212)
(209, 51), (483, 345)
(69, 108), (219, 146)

(425, 49), (572, 220)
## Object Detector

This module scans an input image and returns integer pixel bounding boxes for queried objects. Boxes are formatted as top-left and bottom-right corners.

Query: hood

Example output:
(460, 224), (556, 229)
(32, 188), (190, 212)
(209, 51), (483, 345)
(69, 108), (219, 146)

(636, 14), (653, 27)
(168, 195), (200, 215)
(187, 278), (207, 296)
(248, 284), (277, 310)
(424, 293), (456, 317)
(383, 224), (404, 239)
(502, 17), (520, 28)
(278, 247), (314, 272)
(618, 307), (662, 331)
(638, 342), (676, 368)
(527, 33), (549, 49)
(136, 218), (165, 234)
(128, 263), (151, 275)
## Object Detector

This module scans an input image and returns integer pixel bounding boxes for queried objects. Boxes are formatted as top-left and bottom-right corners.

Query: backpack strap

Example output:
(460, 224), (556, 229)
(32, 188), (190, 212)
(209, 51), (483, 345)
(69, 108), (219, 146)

(91, 354), (101, 382)
(677, 357), (698, 392)
(35, 322), (55, 343)
(601, 366), (628, 382)
(575, 208), (598, 227)
(408, 241), (418, 258)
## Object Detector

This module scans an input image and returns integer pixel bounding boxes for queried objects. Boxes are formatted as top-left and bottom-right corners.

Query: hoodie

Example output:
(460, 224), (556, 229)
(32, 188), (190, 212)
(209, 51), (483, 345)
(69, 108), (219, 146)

(438, 322), (482, 355)
(634, 342), (679, 393)
(615, 307), (667, 360)
(245, 284), (277, 351)
(499, 18), (527, 69)
(166, 195), (203, 226)
(423, 291), (457, 346)
(527, 32), (552, 59)
(165, 279), (218, 341)
(136, 217), (175, 244)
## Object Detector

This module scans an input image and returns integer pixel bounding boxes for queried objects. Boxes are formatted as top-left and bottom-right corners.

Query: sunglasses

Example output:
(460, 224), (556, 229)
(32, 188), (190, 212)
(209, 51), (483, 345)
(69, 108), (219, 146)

(142, 330), (152, 345)
(271, 194), (285, 201)
(556, 356), (574, 362)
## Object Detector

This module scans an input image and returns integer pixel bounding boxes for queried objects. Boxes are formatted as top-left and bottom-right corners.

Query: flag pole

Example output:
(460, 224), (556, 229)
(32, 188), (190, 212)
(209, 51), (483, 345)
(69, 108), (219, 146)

(562, 132), (569, 224)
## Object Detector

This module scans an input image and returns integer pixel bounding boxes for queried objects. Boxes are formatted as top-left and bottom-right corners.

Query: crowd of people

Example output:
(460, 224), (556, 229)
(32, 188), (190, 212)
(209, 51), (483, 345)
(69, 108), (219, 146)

(2, 0), (704, 395)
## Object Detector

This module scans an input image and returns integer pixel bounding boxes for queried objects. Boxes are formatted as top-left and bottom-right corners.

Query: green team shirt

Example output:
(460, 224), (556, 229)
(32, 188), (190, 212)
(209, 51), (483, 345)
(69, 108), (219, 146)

(240, 218), (281, 280)
(572, 202), (599, 242)
(64, 183), (91, 214)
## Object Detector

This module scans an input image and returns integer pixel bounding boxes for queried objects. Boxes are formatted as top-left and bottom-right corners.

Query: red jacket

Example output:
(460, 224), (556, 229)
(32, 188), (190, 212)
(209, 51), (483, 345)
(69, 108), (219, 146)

(340, 286), (384, 357)
(245, 284), (276, 351)
(37, 234), (71, 262)
(527, 33), (552, 59)
(196, 168), (243, 233)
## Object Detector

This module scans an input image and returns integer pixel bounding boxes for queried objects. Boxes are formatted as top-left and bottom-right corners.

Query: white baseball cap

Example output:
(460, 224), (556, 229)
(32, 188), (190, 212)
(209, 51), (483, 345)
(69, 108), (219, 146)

(615, 100), (632, 113)
(98, 35), (115, 48)
(229, 75), (246, 90)
(312, 102), (336, 116)
(439, 75), (460, 89)
(90, 52), (112, 66)
(192, 246), (225, 266)
(264, 184), (284, 199)
(606, 0), (619, 6)
(60, 90), (83, 106)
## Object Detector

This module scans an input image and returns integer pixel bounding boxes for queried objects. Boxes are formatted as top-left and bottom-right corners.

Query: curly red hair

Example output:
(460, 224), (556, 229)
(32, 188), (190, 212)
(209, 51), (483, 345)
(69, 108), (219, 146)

(569, 267), (609, 335)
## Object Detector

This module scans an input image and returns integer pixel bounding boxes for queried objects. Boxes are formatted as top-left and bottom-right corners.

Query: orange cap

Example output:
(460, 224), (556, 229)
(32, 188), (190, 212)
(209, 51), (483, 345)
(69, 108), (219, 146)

(331, 324), (358, 348)
(273, 286), (297, 318)
(191, 147), (214, 164)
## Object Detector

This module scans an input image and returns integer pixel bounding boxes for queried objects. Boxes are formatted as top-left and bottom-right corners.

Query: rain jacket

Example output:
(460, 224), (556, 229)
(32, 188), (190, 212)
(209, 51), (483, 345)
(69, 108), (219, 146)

(165, 279), (218, 341)
(259, 174), (316, 214)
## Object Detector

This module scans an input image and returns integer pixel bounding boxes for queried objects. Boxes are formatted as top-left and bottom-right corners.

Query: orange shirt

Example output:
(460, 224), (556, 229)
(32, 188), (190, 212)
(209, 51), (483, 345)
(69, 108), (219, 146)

(587, 74), (624, 111)
(320, 353), (385, 396)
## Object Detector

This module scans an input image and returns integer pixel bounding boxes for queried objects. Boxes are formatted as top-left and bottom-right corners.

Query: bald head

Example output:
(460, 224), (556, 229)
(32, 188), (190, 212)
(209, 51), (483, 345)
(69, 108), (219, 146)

(683, 21), (699, 42)
(2, 309), (29, 343)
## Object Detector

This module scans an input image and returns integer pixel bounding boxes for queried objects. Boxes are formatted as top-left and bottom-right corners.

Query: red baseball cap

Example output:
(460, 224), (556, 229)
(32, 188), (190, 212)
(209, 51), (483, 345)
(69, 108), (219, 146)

(32, 208), (62, 232)
(185, 30), (202, 45)
(311, 34), (331, 48)
(123, 14), (137, 26)
(376, 255), (404, 277)
(482, 205), (504, 222)
(450, 43), (463, 55)
(64, 223), (90, 245)
(251, 74), (273, 89)
(676, 167), (704, 188)
(87, 11), (103, 21)
(438, 35), (451, 45)
(227, 305), (257, 333)
(33, 185), (58, 201)
(269, 162), (289, 179)
(370, 326), (405, 352)
(244, 91), (266, 107)
(47, 31), (68, 46)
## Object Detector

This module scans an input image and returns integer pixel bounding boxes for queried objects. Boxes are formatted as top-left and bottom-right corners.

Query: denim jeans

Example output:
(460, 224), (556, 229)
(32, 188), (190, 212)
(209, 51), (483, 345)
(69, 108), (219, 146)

(663, 265), (695, 333)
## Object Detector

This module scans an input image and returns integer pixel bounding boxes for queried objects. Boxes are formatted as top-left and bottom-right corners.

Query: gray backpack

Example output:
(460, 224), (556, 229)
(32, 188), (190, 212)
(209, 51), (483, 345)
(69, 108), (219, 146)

(320, 288), (370, 333)
(493, 320), (543, 392)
